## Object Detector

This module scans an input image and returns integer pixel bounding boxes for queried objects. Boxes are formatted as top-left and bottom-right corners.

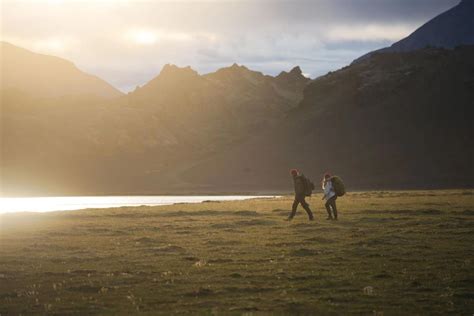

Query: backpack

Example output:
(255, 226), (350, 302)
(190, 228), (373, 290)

(331, 176), (346, 197)
(302, 175), (315, 197)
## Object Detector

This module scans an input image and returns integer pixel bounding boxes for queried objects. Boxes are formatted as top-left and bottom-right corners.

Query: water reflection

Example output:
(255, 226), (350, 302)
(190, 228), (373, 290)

(0, 196), (274, 214)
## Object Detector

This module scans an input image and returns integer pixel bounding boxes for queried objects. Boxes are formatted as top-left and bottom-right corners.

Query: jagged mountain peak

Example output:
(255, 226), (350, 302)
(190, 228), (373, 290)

(204, 63), (266, 85)
(275, 66), (310, 85)
(131, 64), (201, 96)
(218, 63), (252, 74)
(230, 62), (246, 69)
(159, 64), (199, 77)
(289, 66), (302, 75)
(277, 66), (304, 78)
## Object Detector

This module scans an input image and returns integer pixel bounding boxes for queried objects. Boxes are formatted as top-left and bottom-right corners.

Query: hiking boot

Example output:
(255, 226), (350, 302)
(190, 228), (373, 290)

(286, 217), (293, 222)
(309, 217), (314, 221)
(326, 216), (333, 220)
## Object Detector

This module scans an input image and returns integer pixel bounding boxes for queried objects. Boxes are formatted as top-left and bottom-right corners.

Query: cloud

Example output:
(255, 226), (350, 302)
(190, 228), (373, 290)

(325, 24), (415, 42)
(1, 0), (460, 91)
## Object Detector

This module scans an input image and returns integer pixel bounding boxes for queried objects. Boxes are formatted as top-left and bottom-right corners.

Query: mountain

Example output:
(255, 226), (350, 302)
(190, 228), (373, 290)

(0, 41), (123, 98)
(177, 46), (474, 191)
(1, 51), (309, 195)
(3, 30), (473, 195)
(355, 0), (474, 62)
(122, 63), (309, 158)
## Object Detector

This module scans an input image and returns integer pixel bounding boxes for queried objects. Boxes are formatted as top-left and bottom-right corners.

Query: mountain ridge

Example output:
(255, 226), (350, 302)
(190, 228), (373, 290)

(354, 0), (474, 63)
(0, 41), (123, 99)
(177, 46), (474, 192)
(1, 46), (310, 196)
(2, 0), (473, 195)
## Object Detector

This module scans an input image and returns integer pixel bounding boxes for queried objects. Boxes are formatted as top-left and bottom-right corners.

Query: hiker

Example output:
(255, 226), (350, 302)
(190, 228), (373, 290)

(322, 173), (338, 220)
(288, 169), (314, 221)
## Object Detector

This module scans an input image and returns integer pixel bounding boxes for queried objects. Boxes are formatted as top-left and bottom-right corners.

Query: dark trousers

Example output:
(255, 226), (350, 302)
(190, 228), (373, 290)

(289, 195), (314, 220)
(325, 196), (338, 219)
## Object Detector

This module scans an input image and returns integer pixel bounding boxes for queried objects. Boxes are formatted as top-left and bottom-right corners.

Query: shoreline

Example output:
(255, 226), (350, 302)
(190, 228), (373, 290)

(2, 186), (473, 198)
(0, 195), (280, 215)
(1, 189), (472, 215)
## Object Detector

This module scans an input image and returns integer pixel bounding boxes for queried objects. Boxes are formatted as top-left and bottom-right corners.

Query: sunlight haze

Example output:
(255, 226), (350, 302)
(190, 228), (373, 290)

(1, 0), (458, 91)
(1, 0), (473, 314)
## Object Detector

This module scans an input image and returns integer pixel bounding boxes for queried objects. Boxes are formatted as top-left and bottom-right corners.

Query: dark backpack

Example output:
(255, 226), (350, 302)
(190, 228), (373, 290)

(331, 176), (346, 197)
(302, 175), (315, 197)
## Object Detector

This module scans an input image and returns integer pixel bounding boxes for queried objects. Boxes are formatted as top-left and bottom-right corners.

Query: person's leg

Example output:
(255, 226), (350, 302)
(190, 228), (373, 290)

(301, 197), (314, 220)
(329, 196), (338, 219)
(288, 197), (299, 220)
(324, 199), (333, 219)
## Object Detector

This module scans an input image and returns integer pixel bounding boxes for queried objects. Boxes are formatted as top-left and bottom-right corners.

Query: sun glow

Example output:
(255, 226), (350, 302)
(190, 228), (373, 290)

(129, 30), (158, 45)
(124, 28), (210, 46)
(35, 38), (67, 52)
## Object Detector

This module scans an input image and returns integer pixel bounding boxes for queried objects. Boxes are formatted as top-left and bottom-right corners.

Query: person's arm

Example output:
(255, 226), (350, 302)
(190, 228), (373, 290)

(322, 180), (328, 200)
(329, 181), (335, 195)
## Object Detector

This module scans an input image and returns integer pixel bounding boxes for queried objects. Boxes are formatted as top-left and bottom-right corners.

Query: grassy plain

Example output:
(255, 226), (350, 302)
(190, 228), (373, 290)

(1, 190), (473, 315)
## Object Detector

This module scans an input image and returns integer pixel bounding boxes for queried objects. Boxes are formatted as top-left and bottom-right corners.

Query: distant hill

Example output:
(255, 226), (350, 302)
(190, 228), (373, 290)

(355, 0), (474, 62)
(1, 52), (309, 195)
(0, 42), (123, 98)
(179, 46), (474, 191)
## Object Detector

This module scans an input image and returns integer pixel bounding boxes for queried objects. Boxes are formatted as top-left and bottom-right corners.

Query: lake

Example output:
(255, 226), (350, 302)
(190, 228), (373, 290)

(0, 196), (276, 214)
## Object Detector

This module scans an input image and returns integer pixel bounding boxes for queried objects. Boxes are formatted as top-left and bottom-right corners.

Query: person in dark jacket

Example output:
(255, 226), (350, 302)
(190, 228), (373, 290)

(288, 169), (314, 221)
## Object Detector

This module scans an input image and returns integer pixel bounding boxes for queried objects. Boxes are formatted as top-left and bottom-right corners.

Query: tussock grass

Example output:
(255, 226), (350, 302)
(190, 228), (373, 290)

(1, 190), (473, 314)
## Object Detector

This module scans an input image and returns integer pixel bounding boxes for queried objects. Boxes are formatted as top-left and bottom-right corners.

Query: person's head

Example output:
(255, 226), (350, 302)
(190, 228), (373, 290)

(324, 173), (331, 180)
(290, 169), (299, 177)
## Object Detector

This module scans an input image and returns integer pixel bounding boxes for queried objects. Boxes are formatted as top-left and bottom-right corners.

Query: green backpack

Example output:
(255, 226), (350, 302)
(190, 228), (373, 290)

(303, 175), (315, 197)
(331, 176), (346, 197)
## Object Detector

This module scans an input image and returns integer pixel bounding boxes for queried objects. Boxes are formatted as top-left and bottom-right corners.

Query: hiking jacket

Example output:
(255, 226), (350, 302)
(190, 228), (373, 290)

(293, 175), (306, 196)
(323, 180), (336, 200)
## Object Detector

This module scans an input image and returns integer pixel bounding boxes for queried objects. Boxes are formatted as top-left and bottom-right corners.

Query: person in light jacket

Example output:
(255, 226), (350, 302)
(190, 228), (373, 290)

(322, 173), (338, 220)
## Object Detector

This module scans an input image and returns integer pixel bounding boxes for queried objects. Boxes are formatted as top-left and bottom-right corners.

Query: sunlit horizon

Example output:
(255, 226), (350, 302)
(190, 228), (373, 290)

(0, 195), (277, 214)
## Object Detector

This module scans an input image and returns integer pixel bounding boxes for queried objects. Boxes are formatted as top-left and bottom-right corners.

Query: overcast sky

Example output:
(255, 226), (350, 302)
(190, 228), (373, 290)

(1, 0), (459, 92)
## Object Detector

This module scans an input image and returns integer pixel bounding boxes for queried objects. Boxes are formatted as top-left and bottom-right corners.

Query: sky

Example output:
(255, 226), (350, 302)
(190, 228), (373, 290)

(1, 0), (460, 92)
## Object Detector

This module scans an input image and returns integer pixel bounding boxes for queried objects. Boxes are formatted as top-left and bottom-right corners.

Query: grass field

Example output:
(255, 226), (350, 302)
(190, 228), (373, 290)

(1, 190), (473, 315)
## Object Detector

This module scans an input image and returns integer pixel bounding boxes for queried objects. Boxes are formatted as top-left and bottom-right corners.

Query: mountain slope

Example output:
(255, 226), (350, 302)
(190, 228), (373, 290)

(0, 41), (123, 98)
(125, 63), (309, 153)
(3, 39), (472, 195)
(179, 46), (474, 191)
(355, 0), (474, 62)
(1, 56), (309, 195)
